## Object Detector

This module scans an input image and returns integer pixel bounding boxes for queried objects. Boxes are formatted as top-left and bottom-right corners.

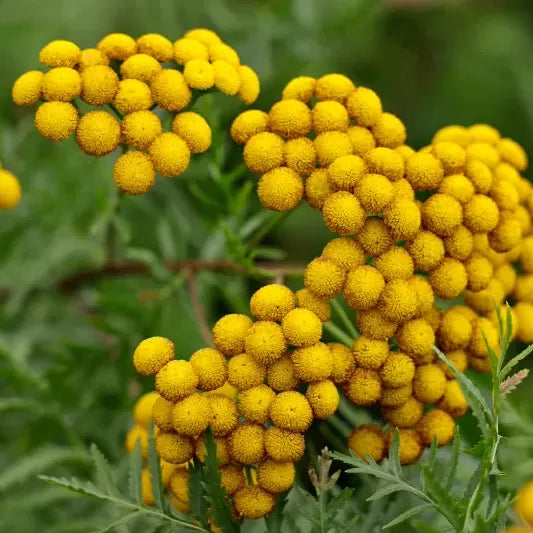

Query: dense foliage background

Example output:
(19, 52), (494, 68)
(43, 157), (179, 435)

(1, 0), (533, 530)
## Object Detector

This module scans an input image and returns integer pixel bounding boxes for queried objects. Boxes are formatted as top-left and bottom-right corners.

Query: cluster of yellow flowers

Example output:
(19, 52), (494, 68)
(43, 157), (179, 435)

(11, 29), (259, 195)
(0, 162), (21, 209)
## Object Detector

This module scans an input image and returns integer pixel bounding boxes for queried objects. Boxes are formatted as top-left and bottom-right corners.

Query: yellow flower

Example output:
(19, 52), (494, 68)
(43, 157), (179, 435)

(169, 467), (189, 502)
(514, 274), (533, 304)
(212, 313), (253, 356)
(430, 258), (468, 300)
(463, 194), (500, 233)
(237, 65), (260, 104)
(466, 142), (500, 168)
(195, 436), (230, 465)
(227, 353), (266, 391)
(41, 67), (81, 102)
(172, 393), (211, 436)
(322, 237), (365, 271)
(209, 42), (240, 67)
(416, 409), (455, 446)
(352, 336), (389, 370)
(354, 173), (394, 213)
(513, 205), (531, 236)
(465, 278), (505, 315)
(229, 422), (265, 465)
(269, 391), (313, 432)
(343, 367), (382, 406)
(155, 360), (199, 402)
(490, 179), (519, 212)
(396, 319), (435, 362)
(80, 65), (119, 106)
(306, 380), (339, 419)
(266, 354), (300, 392)
(312, 100), (349, 134)
(39, 40), (81, 68)
(282, 76), (316, 103)
(209, 394), (238, 436)
(141, 469), (154, 506)
(264, 427), (305, 461)
(184, 28), (222, 47)
(438, 379), (467, 418)
(12, 71), (43, 106)
(413, 364), (446, 403)
(468, 123), (500, 144)
(327, 154), (366, 191)
(375, 246), (414, 282)
(151, 69), (191, 112)
(315, 73), (355, 102)
(395, 144), (416, 162)
(238, 384), (276, 424)
(384, 198), (421, 241)
(314, 131), (353, 167)
(432, 141), (466, 174)
(347, 125), (376, 155)
(465, 252), (493, 291)
(405, 152), (444, 191)
(322, 191), (365, 235)
(465, 160), (493, 194)
(411, 275), (435, 316)
(305, 168), (333, 210)
(250, 284), (295, 322)
(257, 459), (295, 493)
(152, 395), (174, 432)
(357, 307), (398, 340)
(284, 137), (316, 176)
(304, 257), (346, 299)
(514, 302), (533, 343)
(173, 38), (209, 64)
(422, 193), (463, 237)
(114, 79), (153, 115)
(282, 308), (322, 348)
(76, 111), (121, 156)
(380, 384), (413, 408)
(172, 112), (211, 154)
(0, 171), (22, 209)
(212, 60), (241, 95)
(437, 308), (472, 352)
(97, 33), (137, 61)
(422, 305), (442, 332)
(133, 336), (174, 376)
(220, 464), (245, 495)
(356, 217), (393, 257)
(183, 59), (215, 90)
(292, 342), (332, 382)
(133, 391), (159, 427)
(383, 397), (424, 428)
(245, 321), (287, 364)
(438, 174), (474, 204)
(113, 151), (155, 195)
(243, 131), (284, 174)
(295, 289), (331, 323)
(233, 485), (275, 519)
(344, 265), (385, 311)
(79, 48), (109, 69)
(257, 167), (304, 212)
(345, 86), (382, 127)
(267, 99), (312, 139)
(436, 349), (468, 379)
(348, 424), (387, 463)
(364, 147), (404, 182)
(497, 138), (528, 171)
(120, 53), (162, 83)
(125, 425), (149, 458)
(155, 431), (194, 464)
(444, 225), (474, 261)
(407, 230), (444, 272)
(387, 429), (423, 465)
(494, 263), (517, 296)
(468, 317), (499, 358)
(432, 124), (470, 147)
(189, 348), (228, 391)
(171, 494), (190, 514)
(231, 110), (268, 145)
(148, 132), (190, 178)
(515, 480), (533, 526)
(137, 33), (173, 62)
(379, 351), (415, 388)
(372, 112), (406, 148)
(121, 110), (162, 151)
(379, 279), (419, 323)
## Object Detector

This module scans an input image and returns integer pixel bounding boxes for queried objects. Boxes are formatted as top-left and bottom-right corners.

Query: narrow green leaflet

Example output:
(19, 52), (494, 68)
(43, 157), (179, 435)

(90, 444), (120, 497)
(382, 503), (433, 529)
(388, 429), (402, 479)
(187, 461), (209, 530)
(265, 492), (289, 533)
(90, 511), (141, 533)
(128, 440), (143, 504)
(366, 482), (409, 501)
(501, 343), (533, 380)
(147, 424), (169, 513)
(444, 428), (461, 492)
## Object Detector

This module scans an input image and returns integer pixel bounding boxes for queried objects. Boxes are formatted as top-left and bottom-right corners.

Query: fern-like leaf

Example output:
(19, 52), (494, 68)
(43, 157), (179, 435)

(90, 511), (141, 533)
(382, 503), (433, 529)
(90, 444), (120, 497)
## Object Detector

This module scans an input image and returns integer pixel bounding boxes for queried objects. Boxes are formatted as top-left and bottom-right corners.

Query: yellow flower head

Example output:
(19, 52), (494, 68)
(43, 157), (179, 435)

(411, 275), (435, 316)
(195, 436), (230, 465)
(327, 154), (367, 192)
(245, 321), (287, 364)
(295, 289), (331, 323)
(209, 42), (240, 67)
(343, 367), (382, 406)
(113, 151), (155, 195)
(257, 459), (295, 494)
(306, 379), (339, 419)
(396, 318), (435, 362)
(465, 160), (493, 194)
(231, 110), (268, 145)
(212, 60), (241, 95)
(352, 336), (389, 370)
(407, 230), (444, 272)
(438, 379), (467, 418)
(125, 425), (148, 458)
(233, 485), (275, 519)
(422, 304), (442, 332)
(433, 124), (470, 147)
(393, 178), (416, 201)
(281, 308), (322, 348)
(314, 131), (353, 167)
(468, 317), (499, 358)
(469, 123), (500, 144)
(347, 125), (376, 155)
(514, 274), (533, 304)
(136, 33), (173, 61)
(444, 225), (474, 261)
(463, 194), (500, 233)
(155, 431), (194, 464)
(380, 351), (415, 388)
(114, 79), (153, 115)
(379, 279), (419, 323)
(489, 212), (522, 254)
(348, 424), (387, 463)
(152, 395), (174, 432)
(354, 173), (394, 213)
(282, 76), (316, 102)
(220, 464), (245, 495)
(209, 394), (238, 436)
(237, 65), (260, 105)
(372, 112), (406, 148)
(343, 265), (385, 311)
(312, 100), (349, 134)
(0, 171), (22, 209)
(227, 353), (266, 391)
(169, 467), (189, 502)
(432, 141), (466, 174)
(325, 345), (354, 385)
(265, 427), (305, 462)
(155, 360), (199, 402)
(356, 216), (394, 257)
(465, 278), (505, 315)
(305, 168), (334, 210)
(416, 409), (455, 446)
(357, 307), (398, 340)
(284, 137), (317, 176)
(269, 390), (313, 432)
(41, 67), (81, 102)
(40, 40), (81, 68)
(120, 53), (162, 83)
(267, 354), (300, 392)
(133, 336), (174, 376)
(437, 308), (473, 352)
(490, 179), (519, 212)
(322, 191), (365, 235)
(413, 364), (446, 404)
(250, 284), (295, 322)
(497, 138), (528, 171)
(76, 110), (121, 156)
(430, 258), (468, 300)
(148, 132), (190, 178)
(514, 302), (533, 343)
(151, 69), (191, 112)
(466, 142), (500, 168)
(80, 65), (119, 107)
(380, 383), (413, 408)
(243, 131), (284, 174)
(184, 27), (221, 46)
(172, 393), (211, 436)
(292, 342), (332, 382)
(422, 193), (463, 237)
(375, 246), (414, 282)
(189, 348), (228, 391)
(465, 252), (494, 291)
(268, 99), (312, 139)
(133, 391), (159, 427)
(387, 428), (423, 465)
(436, 350), (468, 379)
(515, 480), (533, 526)
(405, 152), (444, 191)
(212, 313), (253, 356)
(229, 422), (265, 465)
(121, 110), (162, 151)
(494, 263), (517, 296)
(238, 384), (276, 424)
(183, 59), (215, 90)
(258, 167), (304, 212)
(395, 144), (416, 162)
(315, 73), (355, 103)
(364, 147), (404, 182)
(12, 71), (43, 106)
(97, 33), (137, 61)
(513, 204), (531, 235)
(141, 469), (154, 506)
(384, 198), (421, 241)
(383, 397), (424, 428)
(79, 48), (109, 69)
(173, 38), (209, 64)
(172, 112), (211, 154)
(304, 257), (345, 299)
(345, 86), (382, 127)
(438, 174), (474, 204)
(205, 380), (236, 400)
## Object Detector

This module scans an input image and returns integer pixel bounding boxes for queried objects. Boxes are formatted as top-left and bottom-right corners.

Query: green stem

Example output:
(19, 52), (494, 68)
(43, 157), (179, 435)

(323, 321), (354, 348)
(331, 299), (358, 339)
(107, 102), (123, 120)
(247, 211), (291, 248)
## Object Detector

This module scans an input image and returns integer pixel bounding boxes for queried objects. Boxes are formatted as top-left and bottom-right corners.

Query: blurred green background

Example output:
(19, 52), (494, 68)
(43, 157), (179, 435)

(1, 0), (533, 531)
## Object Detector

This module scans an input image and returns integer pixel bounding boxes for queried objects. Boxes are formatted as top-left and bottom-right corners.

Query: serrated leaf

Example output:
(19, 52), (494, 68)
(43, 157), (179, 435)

(444, 428), (461, 492)
(501, 343), (533, 380)
(188, 462), (208, 529)
(412, 519), (453, 533)
(265, 491), (289, 533)
(367, 482), (408, 501)
(128, 440), (143, 504)
(90, 511), (141, 533)
(147, 423), (168, 513)
(326, 487), (353, 519)
(90, 444), (120, 497)
(382, 503), (433, 529)
(335, 515), (360, 533)
(388, 428), (402, 479)
(421, 467), (462, 529)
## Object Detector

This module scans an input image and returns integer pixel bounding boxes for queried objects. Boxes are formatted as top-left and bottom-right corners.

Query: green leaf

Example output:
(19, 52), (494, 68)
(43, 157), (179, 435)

(500, 343), (533, 380)
(367, 482), (408, 501)
(382, 503), (433, 529)
(326, 487), (354, 521)
(90, 511), (141, 533)
(147, 423), (168, 513)
(444, 428), (461, 492)
(128, 440), (143, 504)
(90, 444), (120, 497)
(188, 462), (209, 529)
(265, 492), (289, 533)
(388, 428), (402, 479)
